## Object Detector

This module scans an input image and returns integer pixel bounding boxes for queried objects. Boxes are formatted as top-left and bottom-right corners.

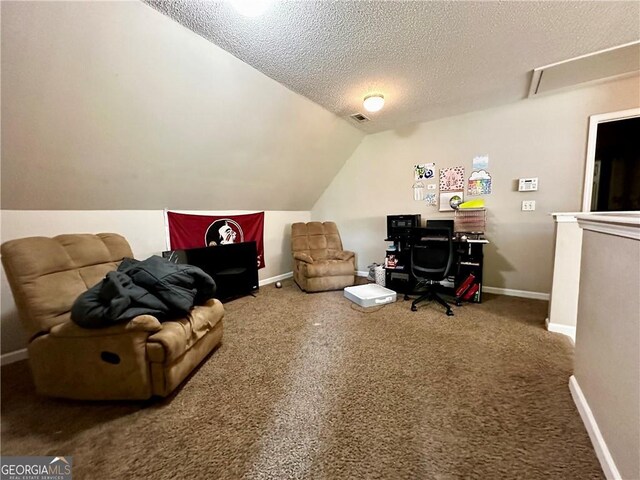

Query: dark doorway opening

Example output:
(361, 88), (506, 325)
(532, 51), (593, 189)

(592, 116), (640, 211)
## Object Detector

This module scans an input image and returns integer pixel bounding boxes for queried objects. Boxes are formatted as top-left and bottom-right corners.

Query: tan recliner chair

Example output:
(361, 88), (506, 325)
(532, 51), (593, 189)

(1, 233), (224, 400)
(291, 222), (356, 292)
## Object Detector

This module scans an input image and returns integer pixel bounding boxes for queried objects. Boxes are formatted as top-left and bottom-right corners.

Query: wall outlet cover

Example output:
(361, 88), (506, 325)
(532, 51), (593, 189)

(522, 200), (536, 211)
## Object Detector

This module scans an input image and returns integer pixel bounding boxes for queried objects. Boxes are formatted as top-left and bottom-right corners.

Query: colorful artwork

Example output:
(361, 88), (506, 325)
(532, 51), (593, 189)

(424, 193), (437, 206)
(439, 191), (464, 211)
(468, 170), (492, 195)
(414, 163), (435, 181)
(439, 166), (465, 191)
(472, 155), (489, 171)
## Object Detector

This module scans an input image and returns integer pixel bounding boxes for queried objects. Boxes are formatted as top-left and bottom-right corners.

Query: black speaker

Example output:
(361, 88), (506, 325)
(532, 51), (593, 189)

(163, 242), (259, 301)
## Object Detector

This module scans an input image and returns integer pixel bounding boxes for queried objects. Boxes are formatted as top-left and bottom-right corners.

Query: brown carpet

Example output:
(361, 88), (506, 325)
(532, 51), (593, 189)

(1, 279), (603, 479)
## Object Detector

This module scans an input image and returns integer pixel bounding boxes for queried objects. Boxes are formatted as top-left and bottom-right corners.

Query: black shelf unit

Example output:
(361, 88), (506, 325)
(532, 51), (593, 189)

(451, 241), (485, 303)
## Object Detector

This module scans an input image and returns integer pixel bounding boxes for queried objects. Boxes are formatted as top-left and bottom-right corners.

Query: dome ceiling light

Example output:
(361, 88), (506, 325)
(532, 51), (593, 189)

(229, 0), (274, 17)
(363, 94), (385, 113)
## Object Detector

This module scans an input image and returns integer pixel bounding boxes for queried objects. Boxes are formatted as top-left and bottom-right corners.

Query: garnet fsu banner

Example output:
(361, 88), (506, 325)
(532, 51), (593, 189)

(166, 211), (265, 269)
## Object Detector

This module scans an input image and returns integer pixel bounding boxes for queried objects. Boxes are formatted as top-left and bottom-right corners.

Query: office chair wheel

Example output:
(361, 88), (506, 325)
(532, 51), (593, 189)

(404, 294), (410, 301)
(411, 305), (417, 312)
(446, 309), (454, 316)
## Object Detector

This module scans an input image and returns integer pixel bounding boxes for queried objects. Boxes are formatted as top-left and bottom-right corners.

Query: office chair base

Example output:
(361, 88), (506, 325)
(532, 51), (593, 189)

(409, 290), (454, 316)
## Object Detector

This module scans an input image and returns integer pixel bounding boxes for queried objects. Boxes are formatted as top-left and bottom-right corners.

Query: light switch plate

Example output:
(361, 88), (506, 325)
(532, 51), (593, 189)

(522, 200), (536, 211)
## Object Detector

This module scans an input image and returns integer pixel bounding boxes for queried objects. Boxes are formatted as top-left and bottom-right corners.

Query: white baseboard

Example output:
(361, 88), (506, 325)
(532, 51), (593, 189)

(259, 271), (293, 287)
(1, 348), (28, 366)
(356, 270), (369, 277)
(545, 317), (576, 343)
(569, 375), (621, 480)
(483, 286), (550, 301)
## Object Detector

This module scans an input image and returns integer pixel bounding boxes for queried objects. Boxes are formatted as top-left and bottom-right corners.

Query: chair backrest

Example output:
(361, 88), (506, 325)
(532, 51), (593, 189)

(410, 227), (453, 281)
(1, 233), (132, 340)
(291, 222), (344, 260)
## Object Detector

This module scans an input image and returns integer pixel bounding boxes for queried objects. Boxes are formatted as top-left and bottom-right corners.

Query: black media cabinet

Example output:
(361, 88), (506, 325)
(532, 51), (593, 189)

(163, 242), (259, 302)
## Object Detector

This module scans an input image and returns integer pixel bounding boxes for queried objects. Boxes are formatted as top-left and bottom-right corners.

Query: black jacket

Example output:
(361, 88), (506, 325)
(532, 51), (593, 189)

(71, 256), (216, 328)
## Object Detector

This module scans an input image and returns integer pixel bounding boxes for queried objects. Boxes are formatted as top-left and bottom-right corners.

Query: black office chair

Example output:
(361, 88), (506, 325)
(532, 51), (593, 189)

(406, 227), (455, 316)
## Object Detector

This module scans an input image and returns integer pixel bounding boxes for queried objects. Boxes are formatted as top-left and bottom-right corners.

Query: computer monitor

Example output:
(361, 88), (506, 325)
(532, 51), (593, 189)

(426, 219), (454, 231)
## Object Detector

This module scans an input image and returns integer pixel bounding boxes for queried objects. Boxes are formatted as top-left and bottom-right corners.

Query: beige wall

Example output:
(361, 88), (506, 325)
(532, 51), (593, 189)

(312, 76), (640, 293)
(547, 216), (583, 331)
(0, 1), (363, 211)
(574, 226), (639, 480)
(0, 210), (310, 354)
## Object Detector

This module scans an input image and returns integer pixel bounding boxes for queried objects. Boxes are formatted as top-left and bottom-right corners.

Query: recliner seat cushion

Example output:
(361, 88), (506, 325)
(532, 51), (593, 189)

(146, 299), (224, 364)
(300, 260), (355, 278)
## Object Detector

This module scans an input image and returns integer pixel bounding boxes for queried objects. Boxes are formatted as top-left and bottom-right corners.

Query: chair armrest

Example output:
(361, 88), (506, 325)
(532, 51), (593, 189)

(49, 314), (162, 338)
(328, 250), (355, 261)
(293, 252), (314, 263)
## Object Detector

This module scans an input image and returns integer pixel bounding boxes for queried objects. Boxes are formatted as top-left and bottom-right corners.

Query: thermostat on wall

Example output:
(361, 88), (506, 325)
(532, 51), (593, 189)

(518, 177), (538, 192)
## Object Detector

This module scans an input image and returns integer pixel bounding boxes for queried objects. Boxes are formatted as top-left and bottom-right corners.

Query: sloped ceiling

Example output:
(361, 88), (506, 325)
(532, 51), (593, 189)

(0, 1), (363, 211)
(145, 1), (640, 133)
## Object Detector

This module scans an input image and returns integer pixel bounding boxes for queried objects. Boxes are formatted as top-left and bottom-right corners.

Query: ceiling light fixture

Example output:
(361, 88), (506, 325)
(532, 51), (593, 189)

(363, 94), (385, 113)
(229, 0), (274, 17)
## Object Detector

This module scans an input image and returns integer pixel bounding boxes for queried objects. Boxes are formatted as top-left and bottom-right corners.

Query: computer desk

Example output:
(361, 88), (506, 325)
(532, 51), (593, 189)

(384, 232), (489, 303)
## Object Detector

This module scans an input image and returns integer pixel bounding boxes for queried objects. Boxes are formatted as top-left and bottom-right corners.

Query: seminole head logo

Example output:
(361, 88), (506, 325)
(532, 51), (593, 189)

(205, 219), (244, 247)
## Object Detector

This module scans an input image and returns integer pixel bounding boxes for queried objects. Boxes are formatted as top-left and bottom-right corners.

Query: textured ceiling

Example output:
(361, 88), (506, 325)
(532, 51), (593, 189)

(144, 1), (640, 134)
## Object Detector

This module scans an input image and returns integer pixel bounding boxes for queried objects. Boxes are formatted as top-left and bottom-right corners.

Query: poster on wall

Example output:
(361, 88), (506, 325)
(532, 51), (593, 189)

(472, 155), (489, 171)
(412, 181), (425, 201)
(165, 211), (265, 268)
(439, 191), (464, 211)
(414, 163), (435, 181)
(424, 193), (437, 206)
(468, 170), (492, 195)
(439, 166), (465, 191)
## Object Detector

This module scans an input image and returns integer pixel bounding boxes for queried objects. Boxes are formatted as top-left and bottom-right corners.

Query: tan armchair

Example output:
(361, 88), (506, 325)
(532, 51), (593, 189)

(291, 222), (356, 292)
(1, 233), (224, 400)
